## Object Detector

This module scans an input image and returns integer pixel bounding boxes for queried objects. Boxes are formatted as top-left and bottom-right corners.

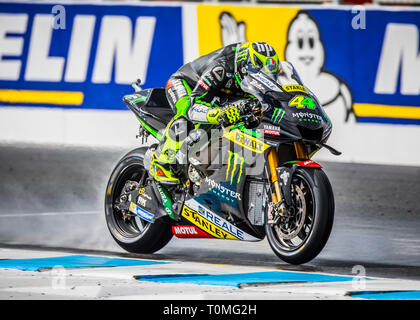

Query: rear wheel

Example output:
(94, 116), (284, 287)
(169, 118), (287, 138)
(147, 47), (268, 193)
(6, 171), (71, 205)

(105, 148), (173, 253)
(265, 167), (334, 265)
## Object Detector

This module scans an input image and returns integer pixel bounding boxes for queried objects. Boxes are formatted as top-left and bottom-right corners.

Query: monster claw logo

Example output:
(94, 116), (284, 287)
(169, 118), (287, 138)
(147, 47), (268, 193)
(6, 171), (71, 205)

(271, 108), (286, 124)
(226, 151), (245, 184)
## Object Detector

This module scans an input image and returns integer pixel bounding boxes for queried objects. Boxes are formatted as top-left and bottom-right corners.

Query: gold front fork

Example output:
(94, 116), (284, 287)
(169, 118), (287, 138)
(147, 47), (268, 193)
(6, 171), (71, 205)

(268, 142), (309, 203)
(294, 141), (309, 160)
(267, 148), (282, 203)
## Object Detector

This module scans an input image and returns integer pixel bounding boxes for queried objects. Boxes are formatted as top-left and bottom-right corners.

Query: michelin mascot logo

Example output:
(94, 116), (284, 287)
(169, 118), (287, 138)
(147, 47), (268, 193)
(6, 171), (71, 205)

(285, 11), (355, 123)
(219, 12), (246, 44)
(219, 10), (356, 123)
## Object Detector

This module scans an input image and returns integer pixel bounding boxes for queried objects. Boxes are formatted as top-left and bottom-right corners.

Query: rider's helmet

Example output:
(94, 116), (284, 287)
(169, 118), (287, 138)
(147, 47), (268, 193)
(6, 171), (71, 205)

(234, 42), (279, 84)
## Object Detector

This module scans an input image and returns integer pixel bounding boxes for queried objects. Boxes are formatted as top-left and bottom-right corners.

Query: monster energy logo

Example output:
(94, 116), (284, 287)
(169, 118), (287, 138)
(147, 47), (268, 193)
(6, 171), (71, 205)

(271, 108), (285, 124)
(226, 151), (245, 185)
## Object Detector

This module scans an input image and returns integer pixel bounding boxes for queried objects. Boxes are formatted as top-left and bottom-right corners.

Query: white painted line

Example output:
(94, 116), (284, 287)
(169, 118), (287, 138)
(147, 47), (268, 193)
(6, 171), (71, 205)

(108, 294), (206, 300)
(0, 286), (102, 298)
(0, 211), (100, 218)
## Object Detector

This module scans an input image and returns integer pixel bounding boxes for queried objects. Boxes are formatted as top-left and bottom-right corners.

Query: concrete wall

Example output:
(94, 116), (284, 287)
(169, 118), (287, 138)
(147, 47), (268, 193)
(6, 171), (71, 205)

(0, 2), (419, 166)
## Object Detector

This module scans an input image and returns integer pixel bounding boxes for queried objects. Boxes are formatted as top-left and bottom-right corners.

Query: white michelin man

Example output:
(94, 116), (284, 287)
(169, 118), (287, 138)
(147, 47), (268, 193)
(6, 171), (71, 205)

(285, 11), (355, 123)
(220, 12), (246, 46)
(219, 10), (356, 123)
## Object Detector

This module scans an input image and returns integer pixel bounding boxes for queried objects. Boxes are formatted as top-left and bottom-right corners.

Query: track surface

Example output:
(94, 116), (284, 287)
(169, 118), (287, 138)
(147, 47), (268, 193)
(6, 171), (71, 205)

(0, 143), (419, 281)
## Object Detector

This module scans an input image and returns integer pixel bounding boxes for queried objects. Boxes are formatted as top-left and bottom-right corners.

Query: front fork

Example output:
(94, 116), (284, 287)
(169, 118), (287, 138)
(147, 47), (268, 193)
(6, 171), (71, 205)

(267, 141), (309, 203)
(267, 148), (282, 203)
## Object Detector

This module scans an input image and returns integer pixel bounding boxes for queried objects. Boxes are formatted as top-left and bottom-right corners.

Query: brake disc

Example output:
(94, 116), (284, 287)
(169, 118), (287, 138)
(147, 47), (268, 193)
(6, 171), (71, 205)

(274, 184), (306, 240)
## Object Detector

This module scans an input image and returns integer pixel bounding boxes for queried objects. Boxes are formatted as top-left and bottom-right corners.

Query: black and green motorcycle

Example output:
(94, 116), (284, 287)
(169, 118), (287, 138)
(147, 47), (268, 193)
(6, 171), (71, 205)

(105, 62), (340, 265)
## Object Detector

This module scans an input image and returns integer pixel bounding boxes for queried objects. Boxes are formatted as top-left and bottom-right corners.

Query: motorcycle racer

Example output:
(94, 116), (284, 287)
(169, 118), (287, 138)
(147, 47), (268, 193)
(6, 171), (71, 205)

(149, 42), (280, 185)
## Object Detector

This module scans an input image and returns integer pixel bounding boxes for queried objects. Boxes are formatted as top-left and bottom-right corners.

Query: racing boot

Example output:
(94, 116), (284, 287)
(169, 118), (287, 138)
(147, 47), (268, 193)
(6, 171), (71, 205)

(149, 152), (180, 185)
(148, 117), (189, 185)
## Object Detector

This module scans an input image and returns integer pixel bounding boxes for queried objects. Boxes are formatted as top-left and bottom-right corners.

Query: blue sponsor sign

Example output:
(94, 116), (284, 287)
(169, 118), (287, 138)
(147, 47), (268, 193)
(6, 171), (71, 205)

(292, 8), (420, 125)
(0, 2), (184, 110)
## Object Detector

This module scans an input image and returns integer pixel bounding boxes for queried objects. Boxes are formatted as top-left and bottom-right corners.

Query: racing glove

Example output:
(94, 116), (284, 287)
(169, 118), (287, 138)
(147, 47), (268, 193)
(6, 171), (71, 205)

(206, 108), (223, 124)
(203, 105), (240, 126)
(204, 100), (255, 126)
(220, 105), (241, 126)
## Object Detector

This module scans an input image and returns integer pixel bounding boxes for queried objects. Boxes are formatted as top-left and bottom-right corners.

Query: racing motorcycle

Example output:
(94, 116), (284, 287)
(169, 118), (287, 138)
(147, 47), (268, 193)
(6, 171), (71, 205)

(105, 62), (341, 265)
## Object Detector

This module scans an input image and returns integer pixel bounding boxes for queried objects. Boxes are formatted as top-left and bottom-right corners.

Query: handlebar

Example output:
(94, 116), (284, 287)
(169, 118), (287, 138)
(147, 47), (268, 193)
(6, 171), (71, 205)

(237, 99), (259, 116)
(223, 98), (262, 129)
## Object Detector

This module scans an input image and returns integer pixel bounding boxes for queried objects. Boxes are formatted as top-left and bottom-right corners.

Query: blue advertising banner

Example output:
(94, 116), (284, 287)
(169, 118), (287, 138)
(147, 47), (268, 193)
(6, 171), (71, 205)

(197, 5), (420, 125)
(0, 2), (184, 110)
(308, 8), (420, 125)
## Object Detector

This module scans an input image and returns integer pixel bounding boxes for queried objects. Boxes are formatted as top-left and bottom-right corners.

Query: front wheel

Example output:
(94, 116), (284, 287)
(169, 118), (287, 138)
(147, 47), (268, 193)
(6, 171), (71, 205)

(104, 148), (173, 254)
(265, 167), (334, 265)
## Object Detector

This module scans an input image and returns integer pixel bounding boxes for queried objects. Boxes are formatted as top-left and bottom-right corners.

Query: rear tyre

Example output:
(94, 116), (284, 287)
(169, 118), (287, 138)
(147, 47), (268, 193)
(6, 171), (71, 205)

(105, 148), (173, 254)
(265, 167), (334, 265)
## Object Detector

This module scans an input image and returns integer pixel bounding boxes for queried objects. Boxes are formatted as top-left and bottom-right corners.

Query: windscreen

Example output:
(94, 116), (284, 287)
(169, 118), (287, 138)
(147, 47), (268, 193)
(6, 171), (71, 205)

(275, 61), (304, 87)
(240, 74), (276, 111)
(241, 62), (306, 95)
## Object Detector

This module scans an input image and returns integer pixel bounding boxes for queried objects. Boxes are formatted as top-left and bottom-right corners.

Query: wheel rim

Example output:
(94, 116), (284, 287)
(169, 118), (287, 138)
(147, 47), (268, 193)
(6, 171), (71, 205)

(269, 171), (315, 252)
(110, 163), (150, 240)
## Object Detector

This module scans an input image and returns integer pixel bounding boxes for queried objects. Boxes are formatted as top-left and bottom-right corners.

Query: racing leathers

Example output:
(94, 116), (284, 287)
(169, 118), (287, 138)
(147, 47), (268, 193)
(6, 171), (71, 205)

(149, 42), (268, 184)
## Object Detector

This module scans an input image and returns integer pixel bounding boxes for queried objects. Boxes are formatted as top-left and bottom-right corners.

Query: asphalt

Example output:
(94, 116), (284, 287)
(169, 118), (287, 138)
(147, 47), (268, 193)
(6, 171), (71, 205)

(0, 142), (419, 280)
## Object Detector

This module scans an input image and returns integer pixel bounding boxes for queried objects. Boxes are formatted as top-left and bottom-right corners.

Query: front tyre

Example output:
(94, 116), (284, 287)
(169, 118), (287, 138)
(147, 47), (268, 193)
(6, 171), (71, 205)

(105, 148), (173, 254)
(266, 167), (334, 265)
